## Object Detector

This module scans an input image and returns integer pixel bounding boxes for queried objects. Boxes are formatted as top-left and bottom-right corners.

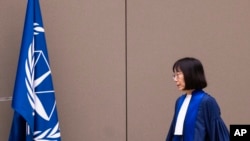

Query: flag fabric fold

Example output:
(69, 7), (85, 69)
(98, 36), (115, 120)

(9, 0), (61, 140)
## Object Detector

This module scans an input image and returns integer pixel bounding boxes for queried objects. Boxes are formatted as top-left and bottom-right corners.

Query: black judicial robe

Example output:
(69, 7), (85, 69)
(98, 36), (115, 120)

(166, 90), (230, 141)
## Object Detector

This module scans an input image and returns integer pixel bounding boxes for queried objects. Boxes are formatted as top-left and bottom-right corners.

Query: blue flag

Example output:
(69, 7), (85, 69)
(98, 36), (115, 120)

(9, 0), (61, 140)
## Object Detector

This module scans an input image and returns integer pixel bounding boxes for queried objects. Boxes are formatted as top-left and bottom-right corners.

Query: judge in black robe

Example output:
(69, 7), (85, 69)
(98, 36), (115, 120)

(166, 57), (229, 141)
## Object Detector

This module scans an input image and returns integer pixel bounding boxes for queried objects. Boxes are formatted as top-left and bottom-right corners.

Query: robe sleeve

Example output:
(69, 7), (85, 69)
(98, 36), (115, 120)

(201, 95), (230, 141)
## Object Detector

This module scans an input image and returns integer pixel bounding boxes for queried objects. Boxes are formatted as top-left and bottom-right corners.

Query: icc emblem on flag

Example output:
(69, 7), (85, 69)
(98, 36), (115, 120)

(27, 23), (56, 121)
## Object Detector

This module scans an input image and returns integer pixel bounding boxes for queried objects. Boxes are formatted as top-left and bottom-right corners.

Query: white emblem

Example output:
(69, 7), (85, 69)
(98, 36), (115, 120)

(25, 23), (56, 121)
(25, 23), (60, 140)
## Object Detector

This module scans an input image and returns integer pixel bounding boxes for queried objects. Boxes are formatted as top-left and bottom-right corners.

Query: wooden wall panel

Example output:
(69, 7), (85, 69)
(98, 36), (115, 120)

(127, 0), (250, 140)
(41, 0), (126, 140)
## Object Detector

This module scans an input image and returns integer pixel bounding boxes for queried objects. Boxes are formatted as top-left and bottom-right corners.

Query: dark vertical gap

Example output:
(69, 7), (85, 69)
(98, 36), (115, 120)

(125, 0), (128, 141)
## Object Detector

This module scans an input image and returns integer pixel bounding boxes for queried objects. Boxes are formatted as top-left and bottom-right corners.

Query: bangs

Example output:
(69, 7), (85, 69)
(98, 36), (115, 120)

(172, 62), (182, 72)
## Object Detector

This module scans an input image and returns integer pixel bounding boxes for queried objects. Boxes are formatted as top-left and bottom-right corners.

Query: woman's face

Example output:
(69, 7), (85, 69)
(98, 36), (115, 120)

(173, 70), (185, 91)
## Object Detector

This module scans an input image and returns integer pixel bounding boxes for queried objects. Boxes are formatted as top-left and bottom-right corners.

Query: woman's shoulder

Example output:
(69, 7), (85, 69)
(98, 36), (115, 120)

(200, 92), (221, 115)
(201, 92), (218, 105)
(202, 93), (216, 101)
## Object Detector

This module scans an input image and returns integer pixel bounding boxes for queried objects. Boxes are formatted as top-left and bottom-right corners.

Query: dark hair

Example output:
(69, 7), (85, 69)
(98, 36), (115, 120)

(173, 57), (207, 90)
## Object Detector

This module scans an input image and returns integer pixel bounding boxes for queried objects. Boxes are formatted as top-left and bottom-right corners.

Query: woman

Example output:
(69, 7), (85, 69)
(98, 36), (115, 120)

(166, 57), (229, 141)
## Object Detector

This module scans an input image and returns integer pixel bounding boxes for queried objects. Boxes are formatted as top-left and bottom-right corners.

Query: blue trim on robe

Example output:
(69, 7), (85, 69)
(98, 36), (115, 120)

(166, 89), (230, 141)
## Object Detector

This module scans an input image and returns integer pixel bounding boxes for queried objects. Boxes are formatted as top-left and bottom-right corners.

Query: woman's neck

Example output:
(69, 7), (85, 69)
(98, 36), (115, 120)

(185, 89), (194, 95)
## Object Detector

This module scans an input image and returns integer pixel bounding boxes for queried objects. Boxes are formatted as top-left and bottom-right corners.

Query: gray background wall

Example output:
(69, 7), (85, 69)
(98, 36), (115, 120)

(1, 0), (250, 141)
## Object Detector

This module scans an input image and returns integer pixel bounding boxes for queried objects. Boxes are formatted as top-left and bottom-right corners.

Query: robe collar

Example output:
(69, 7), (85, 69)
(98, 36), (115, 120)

(174, 89), (205, 140)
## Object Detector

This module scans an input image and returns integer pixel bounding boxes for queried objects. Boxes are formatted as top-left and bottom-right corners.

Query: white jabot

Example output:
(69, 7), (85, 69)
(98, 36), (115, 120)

(174, 94), (192, 135)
